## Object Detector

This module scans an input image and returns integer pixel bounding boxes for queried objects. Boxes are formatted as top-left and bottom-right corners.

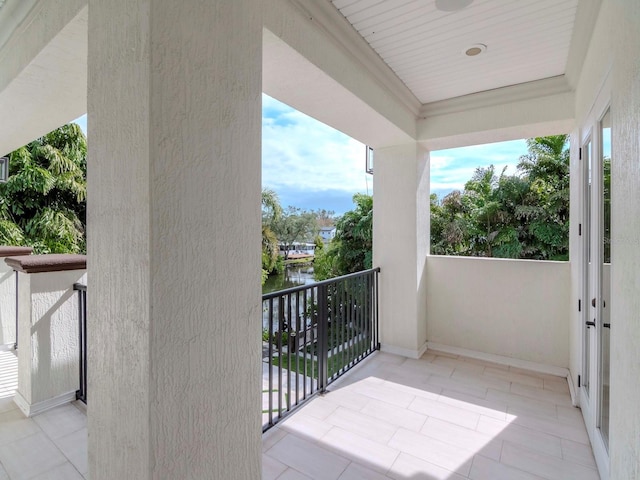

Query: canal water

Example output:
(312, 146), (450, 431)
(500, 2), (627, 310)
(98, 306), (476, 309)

(262, 265), (316, 295)
(262, 266), (317, 331)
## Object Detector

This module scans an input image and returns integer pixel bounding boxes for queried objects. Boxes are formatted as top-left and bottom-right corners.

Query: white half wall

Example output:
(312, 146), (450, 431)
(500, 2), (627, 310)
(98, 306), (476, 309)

(0, 261), (15, 347)
(426, 255), (571, 368)
(16, 269), (86, 415)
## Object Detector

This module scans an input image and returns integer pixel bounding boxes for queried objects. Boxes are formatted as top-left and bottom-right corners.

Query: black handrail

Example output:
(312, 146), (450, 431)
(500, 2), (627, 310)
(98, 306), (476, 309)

(262, 267), (381, 300)
(262, 268), (380, 432)
(74, 283), (87, 404)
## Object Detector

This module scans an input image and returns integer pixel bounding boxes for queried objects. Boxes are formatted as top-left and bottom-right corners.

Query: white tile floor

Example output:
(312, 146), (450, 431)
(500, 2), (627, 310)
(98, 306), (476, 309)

(263, 351), (600, 480)
(0, 349), (600, 479)
(0, 351), (86, 480)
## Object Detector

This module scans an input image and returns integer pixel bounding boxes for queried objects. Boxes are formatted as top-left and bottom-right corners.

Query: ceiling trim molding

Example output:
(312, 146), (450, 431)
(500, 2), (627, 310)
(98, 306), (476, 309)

(420, 76), (573, 118)
(418, 88), (575, 150)
(290, 0), (422, 117)
(565, 0), (603, 89)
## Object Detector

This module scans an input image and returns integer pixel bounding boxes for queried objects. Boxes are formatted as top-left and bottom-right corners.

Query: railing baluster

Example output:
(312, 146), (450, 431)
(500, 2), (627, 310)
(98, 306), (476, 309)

(294, 290), (300, 407)
(286, 293), (292, 413)
(317, 282), (328, 392)
(278, 296), (283, 418)
(268, 297), (274, 428)
(302, 288), (308, 400)
(340, 279), (345, 376)
(310, 286), (316, 394)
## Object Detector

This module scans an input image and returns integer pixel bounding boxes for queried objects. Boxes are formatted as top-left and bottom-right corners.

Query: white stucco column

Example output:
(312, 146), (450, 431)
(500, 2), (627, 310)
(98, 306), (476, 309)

(87, 1), (262, 479)
(610, 0), (640, 478)
(373, 143), (430, 358)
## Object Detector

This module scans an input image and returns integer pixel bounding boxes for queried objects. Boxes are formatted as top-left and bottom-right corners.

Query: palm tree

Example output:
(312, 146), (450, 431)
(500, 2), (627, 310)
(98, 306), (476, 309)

(516, 135), (570, 260)
(0, 123), (87, 253)
(261, 188), (282, 281)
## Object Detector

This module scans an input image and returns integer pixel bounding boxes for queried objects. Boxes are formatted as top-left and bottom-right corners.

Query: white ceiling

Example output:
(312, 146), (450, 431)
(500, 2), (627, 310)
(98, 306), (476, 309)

(331, 0), (579, 104)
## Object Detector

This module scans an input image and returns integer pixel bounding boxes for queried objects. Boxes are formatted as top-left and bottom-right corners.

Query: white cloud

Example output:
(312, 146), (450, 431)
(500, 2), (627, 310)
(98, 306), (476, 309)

(262, 94), (368, 196)
(430, 139), (527, 194)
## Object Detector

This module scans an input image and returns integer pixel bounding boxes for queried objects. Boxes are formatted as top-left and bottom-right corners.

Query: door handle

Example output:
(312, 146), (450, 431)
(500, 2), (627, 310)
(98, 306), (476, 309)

(586, 320), (596, 327)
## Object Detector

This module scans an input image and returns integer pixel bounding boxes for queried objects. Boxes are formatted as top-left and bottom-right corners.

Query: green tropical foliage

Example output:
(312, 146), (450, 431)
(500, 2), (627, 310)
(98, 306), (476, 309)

(431, 135), (570, 261)
(261, 188), (283, 283)
(315, 193), (372, 280)
(0, 124), (87, 253)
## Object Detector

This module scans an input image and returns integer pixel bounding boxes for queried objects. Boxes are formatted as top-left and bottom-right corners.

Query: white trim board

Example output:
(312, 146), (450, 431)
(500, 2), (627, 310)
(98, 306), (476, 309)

(380, 341), (428, 360)
(426, 342), (570, 378)
(14, 390), (77, 417)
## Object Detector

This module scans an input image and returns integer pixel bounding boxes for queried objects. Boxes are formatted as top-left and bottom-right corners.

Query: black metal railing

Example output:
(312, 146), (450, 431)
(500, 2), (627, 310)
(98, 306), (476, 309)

(262, 268), (380, 432)
(74, 283), (87, 404)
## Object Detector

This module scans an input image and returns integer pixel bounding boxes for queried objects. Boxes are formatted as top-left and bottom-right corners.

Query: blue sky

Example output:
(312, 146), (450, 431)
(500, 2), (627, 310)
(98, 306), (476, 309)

(73, 96), (530, 215)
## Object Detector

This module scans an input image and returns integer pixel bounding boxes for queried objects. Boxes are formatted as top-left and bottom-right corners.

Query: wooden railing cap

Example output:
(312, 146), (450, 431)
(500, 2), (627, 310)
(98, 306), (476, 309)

(0, 246), (33, 258)
(5, 254), (86, 274)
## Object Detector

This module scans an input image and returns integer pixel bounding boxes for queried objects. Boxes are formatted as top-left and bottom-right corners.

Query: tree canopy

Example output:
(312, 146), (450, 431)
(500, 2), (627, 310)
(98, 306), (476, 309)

(431, 135), (570, 261)
(0, 124), (87, 253)
(314, 193), (372, 280)
(270, 206), (318, 260)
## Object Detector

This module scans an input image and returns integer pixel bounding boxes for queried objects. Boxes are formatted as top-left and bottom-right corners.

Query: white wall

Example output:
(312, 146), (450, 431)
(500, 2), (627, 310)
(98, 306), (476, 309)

(426, 256), (571, 368)
(0, 261), (16, 346)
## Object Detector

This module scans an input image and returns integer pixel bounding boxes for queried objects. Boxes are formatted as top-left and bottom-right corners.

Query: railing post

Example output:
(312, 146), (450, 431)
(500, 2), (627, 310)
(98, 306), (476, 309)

(375, 269), (380, 350)
(317, 283), (329, 393)
(75, 284), (87, 404)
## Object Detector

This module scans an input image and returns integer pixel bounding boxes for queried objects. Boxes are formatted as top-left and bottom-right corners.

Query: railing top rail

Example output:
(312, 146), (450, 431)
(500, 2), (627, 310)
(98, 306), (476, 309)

(73, 283), (87, 291)
(262, 267), (380, 301)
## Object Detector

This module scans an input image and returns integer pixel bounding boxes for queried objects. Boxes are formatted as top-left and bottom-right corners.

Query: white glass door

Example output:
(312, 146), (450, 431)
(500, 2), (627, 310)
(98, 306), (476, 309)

(580, 89), (611, 479)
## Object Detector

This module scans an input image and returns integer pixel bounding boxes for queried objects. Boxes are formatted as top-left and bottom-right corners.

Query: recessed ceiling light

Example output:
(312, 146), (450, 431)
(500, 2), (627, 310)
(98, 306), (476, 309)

(435, 0), (474, 12)
(464, 43), (487, 57)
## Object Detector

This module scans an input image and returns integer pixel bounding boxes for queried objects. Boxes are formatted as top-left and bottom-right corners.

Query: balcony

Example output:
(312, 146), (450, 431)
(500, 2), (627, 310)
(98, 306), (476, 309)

(0, 249), (600, 479)
(0, 346), (598, 479)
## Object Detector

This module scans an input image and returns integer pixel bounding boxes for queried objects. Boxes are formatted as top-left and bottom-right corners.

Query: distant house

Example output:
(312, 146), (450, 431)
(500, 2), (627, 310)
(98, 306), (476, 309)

(278, 242), (316, 259)
(319, 226), (336, 244)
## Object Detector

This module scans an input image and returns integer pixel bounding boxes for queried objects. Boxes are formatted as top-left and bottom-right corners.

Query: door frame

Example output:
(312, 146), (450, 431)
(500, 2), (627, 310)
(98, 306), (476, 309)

(578, 72), (611, 480)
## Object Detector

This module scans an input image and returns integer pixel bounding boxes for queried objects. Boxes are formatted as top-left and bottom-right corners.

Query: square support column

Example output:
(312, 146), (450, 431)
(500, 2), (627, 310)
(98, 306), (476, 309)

(373, 143), (430, 358)
(88, 1), (262, 478)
